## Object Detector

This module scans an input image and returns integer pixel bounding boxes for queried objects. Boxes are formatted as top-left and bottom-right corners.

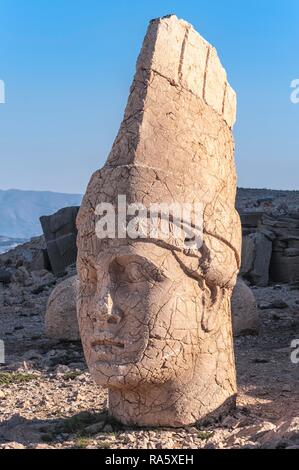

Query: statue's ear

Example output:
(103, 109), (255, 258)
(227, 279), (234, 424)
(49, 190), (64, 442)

(201, 284), (225, 332)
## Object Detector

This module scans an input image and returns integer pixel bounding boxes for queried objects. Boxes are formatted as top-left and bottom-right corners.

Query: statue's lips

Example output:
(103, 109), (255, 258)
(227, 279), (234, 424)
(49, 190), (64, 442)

(91, 335), (125, 350)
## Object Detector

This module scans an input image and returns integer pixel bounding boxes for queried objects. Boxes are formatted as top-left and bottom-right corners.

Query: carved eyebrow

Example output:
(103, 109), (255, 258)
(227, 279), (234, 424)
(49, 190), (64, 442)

(131, 232), (240, 269)
(113, 254), (146, 266)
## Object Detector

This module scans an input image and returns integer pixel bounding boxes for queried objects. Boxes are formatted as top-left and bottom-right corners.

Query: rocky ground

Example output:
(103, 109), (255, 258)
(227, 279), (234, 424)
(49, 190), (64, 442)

(0, 256), (298, 449)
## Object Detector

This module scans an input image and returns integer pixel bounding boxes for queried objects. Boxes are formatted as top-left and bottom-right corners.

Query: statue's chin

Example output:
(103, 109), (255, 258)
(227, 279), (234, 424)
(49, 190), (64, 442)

(89, 361), (140, 388)
(89, 359), (177, 389)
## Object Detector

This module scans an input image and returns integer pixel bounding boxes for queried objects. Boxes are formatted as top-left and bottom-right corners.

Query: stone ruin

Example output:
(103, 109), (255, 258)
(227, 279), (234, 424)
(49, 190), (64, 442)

(77, 15), (241, 426)
(239, 210), (299, 285)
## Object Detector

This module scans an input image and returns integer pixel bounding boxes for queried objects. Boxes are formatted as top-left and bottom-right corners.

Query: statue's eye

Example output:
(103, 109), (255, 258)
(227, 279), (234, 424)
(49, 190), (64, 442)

(124, 262), (166, 284)
(145, 266), (167, 283)
(124, 263), (144, 283)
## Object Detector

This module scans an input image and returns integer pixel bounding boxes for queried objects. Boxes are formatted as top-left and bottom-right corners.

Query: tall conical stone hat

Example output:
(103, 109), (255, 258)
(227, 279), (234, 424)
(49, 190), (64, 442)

(78, 15), (241, 282)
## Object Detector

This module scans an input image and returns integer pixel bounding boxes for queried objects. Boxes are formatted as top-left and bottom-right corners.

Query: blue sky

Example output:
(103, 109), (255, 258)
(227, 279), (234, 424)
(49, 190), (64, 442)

(0, 0), (298, 193)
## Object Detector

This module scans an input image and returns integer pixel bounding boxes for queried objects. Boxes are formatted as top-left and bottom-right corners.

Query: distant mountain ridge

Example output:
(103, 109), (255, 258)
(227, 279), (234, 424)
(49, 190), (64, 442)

(0, 189), (82, 238)
(0, 235), (28, 254)
(2, 186), (298, 241)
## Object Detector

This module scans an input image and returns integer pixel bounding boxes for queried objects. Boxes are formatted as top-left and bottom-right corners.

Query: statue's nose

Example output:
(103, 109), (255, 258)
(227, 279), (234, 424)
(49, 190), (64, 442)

(97, 292), (122, 325)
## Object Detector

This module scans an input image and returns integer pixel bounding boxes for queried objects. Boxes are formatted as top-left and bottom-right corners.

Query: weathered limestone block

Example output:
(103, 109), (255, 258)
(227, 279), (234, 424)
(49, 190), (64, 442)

(77, 15), (241, 427)
(241, 232), (272, 286)
(45, 275), (79, 340)
(232, 278), (259, 336)
(40, 207), (79, 275)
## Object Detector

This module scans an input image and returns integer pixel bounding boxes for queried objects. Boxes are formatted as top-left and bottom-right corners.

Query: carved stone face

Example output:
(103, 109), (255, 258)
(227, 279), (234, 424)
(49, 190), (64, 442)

(78, 242), (203, 388)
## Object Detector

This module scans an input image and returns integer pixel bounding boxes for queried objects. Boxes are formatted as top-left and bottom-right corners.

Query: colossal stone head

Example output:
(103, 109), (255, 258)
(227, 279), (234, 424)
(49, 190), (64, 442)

(77, 15), (241, 427)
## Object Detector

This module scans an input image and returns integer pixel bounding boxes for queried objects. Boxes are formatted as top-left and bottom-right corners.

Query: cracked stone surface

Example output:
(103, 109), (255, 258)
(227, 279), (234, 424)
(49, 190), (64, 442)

(76, 15), (241, 427)
(45, 275), (80, 341)
(232, 278), (259, 337)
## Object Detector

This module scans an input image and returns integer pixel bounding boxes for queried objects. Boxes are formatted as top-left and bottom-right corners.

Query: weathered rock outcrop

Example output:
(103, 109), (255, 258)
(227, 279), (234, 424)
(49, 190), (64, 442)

(77, 15), (241, 427)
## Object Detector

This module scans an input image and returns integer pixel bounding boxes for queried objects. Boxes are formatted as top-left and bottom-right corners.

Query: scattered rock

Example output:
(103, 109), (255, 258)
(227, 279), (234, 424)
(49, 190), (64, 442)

(55, 365), (71, 375)
(260, 417), (299, 448)
(22, 350), (43, 361)
(259, 300), (288, 310)
(258, 301), (272, 310)
(271, 300), (288, 309)
(228, 421), (276, 444)
(103, 424), (113, 433)
(0, 415), (41, 444)
(84, 421), (105, 435)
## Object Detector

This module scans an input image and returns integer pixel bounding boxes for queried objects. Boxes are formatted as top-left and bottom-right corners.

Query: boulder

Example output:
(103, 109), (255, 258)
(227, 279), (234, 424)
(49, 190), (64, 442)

(45, 275), (80, 340)
(241, 232), (272, 286)
(231, 277), (259, 336)
(40, 206), (79, 275)
(0, 269), (12, 285)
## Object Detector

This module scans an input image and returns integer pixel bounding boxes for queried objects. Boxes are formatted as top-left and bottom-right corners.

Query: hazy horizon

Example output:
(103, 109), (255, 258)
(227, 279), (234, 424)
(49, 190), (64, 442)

(3, 185), (299, 196)
(0, 187), (82, 196)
